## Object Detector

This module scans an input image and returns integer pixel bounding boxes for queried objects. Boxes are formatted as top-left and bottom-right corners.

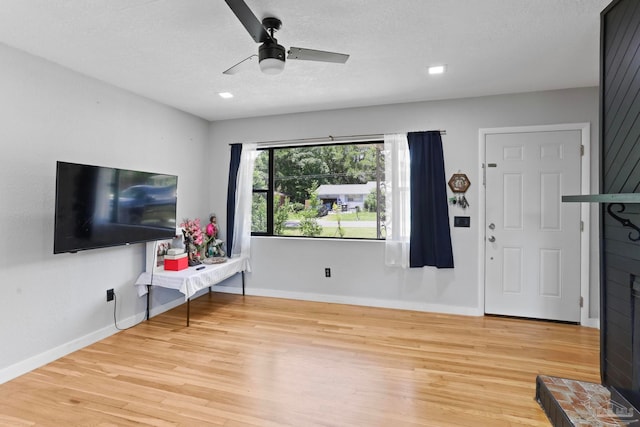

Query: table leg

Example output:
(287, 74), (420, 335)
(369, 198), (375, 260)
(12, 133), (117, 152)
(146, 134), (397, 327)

(242, 271), (245, 295)
(146, 285), (150, 320)
(187, 297), (190, 327)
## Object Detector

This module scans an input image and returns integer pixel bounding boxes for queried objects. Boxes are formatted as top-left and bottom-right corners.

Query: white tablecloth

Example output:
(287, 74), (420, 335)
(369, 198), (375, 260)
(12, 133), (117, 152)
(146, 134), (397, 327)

(135, 257), (247, 300)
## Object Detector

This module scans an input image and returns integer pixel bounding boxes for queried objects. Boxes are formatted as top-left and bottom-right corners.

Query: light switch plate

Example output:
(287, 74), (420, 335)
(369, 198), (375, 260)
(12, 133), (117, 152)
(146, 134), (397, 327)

(454, 216), (470, 227)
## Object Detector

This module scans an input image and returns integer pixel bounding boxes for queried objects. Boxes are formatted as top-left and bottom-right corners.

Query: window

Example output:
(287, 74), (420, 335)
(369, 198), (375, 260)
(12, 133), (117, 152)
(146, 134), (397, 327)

(252, 142), (386, 239)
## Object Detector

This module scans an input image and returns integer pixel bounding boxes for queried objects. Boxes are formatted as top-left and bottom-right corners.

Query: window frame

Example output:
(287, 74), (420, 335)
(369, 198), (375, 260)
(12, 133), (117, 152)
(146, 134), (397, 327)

(251, 141), (385, 240)
(251, 147), (274, 236)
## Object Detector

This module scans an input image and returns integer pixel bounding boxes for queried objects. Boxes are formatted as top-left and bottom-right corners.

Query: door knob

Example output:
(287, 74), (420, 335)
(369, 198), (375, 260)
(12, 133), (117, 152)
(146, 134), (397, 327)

(488, 236), (496, 242)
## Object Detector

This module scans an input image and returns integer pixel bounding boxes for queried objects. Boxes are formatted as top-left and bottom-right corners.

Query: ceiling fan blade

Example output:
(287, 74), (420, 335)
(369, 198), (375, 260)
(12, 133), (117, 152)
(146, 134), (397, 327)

(287, 47), (349, 64)
(224, 0), (271, 43)
(223, 54), (258, 75)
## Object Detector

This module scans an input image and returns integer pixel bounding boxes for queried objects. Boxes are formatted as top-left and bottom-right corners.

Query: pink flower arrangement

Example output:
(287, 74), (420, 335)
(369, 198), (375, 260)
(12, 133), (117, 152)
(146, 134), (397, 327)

(181, 218), (204, 247)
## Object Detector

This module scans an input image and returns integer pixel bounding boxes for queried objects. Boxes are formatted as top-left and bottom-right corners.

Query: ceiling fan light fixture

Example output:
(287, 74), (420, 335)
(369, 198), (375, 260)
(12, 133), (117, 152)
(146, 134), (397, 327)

(259, 57), (285, 74)
(259, 42), (286, 74)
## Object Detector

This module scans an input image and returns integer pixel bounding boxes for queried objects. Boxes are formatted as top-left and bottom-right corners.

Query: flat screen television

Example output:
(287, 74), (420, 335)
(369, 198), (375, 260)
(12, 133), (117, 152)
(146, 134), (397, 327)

(54, 161), (178, 254)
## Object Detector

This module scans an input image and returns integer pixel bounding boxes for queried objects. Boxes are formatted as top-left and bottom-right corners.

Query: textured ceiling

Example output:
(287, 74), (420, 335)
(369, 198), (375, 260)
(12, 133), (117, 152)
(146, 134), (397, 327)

(0, 0), (610, 121)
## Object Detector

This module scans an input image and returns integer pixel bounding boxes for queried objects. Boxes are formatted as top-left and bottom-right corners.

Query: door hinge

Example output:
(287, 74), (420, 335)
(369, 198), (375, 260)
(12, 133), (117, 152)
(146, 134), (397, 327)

(580, 296), (584, 308)
(580, 144), (585, 156)
(580, 220), (584, 232)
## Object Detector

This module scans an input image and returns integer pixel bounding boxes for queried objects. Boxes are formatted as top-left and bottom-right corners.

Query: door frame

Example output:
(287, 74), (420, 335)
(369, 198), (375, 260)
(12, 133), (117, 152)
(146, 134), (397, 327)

(477, 123), (592, 325)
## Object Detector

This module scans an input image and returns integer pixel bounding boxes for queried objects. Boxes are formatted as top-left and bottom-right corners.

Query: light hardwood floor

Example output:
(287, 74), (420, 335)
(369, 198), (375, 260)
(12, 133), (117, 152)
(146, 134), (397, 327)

(0, 293), (599, 426)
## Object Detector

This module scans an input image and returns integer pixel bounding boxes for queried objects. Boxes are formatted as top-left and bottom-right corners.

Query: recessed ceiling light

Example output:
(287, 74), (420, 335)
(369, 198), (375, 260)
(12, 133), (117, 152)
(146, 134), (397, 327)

(218, 92), (234, 99)
(428, 65), (446, 75)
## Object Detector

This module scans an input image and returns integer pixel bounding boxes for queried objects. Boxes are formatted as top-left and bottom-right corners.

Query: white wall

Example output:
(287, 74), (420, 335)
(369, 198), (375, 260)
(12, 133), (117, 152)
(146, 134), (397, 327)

(0, 43), (211, 382)
(208, 87), (600, 318)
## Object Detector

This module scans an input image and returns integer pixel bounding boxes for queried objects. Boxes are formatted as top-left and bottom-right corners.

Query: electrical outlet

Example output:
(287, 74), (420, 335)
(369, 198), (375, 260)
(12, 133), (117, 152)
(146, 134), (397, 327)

(106, 289), (114, 302)
(325, 268), (331, 278)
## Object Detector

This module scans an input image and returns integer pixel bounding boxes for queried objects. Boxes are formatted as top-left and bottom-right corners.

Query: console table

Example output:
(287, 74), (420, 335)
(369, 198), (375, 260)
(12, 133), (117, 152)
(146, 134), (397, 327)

(135, 257), (247, 326)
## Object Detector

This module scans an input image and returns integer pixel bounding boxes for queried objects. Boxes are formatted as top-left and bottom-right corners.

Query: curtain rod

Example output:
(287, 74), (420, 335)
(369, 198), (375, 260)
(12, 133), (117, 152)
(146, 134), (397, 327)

(228, 130), (446, 148)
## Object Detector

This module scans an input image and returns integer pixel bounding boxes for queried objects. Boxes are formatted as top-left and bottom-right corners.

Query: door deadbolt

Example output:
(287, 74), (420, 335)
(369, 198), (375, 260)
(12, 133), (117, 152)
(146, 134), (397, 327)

(488, 223), (495, 230)
(488, 236), (496, 242)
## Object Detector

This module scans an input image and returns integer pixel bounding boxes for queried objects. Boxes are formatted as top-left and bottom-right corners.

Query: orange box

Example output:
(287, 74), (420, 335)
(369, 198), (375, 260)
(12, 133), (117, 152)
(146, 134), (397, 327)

(164, 257), (188, 271)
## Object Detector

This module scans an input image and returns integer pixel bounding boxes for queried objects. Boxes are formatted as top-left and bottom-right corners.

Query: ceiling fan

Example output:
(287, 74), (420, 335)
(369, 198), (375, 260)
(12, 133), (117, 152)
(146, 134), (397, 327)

(223, 0), (350, 75)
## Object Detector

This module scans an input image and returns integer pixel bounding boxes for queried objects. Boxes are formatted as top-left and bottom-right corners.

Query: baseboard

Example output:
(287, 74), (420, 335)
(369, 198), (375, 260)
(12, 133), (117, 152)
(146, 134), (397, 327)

(213, 287), (600, 324)
(146, 286), (246, 318)
(143, 286), (600, 332)
(582, 317), (600, 329)
(0, 312), (145, 385)
(148, 296), (189, 318)
(213, 286), (483, 316)
(209, 284), (244, 295)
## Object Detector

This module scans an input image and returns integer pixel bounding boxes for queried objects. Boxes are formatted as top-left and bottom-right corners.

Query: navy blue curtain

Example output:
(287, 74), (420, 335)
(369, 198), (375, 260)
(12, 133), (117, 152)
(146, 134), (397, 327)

(407, 131), (454, 268)
(226, 144), (242, 256)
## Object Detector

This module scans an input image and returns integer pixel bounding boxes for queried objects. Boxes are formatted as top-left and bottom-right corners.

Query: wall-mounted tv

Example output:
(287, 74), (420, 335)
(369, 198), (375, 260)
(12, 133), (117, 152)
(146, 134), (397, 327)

(54, 161), (178, 254)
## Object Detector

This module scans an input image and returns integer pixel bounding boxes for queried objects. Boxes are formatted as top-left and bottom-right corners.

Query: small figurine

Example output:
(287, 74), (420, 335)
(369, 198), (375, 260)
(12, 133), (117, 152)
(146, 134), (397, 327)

(206, 214), (218, 239)
(182, 229), (201, 266)
(205, 214), (225, 257)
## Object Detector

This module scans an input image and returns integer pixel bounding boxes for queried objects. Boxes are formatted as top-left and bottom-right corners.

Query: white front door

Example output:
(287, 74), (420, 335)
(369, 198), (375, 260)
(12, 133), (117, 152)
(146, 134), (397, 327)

(484, 129), (582, 322)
